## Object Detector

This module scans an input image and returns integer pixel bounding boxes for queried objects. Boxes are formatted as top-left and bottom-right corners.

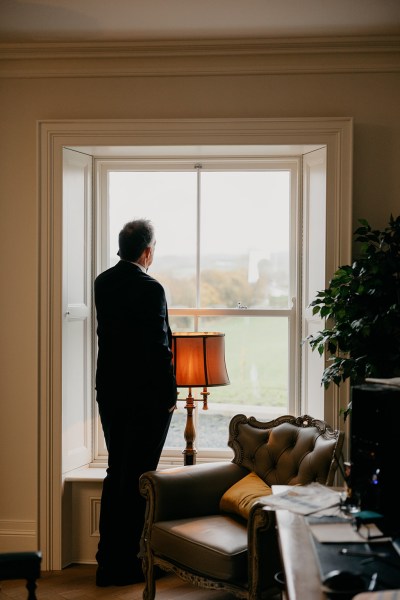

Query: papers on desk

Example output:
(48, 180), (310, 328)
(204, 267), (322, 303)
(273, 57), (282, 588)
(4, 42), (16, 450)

(309, 521), (391, 543)
(261, 482), (342, 515)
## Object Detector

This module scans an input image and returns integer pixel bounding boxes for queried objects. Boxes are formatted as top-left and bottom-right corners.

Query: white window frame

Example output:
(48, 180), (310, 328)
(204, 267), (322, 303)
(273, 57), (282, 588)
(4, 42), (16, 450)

(38, 117), (352, 570)
(93, 157), (301, 464)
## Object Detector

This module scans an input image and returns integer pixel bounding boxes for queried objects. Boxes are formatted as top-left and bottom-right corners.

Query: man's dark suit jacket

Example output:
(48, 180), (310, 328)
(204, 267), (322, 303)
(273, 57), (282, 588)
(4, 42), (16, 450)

(94, 260), (177, 412)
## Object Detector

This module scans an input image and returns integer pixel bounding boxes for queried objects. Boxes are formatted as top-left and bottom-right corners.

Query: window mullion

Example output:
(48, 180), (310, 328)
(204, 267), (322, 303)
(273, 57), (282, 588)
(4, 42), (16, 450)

(195, 164), (202, 325)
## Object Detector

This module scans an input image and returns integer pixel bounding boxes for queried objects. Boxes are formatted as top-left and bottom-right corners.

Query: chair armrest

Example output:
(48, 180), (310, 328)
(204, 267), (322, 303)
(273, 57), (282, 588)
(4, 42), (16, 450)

(247, 502), (281, 597)
(139, 461), (248, 522)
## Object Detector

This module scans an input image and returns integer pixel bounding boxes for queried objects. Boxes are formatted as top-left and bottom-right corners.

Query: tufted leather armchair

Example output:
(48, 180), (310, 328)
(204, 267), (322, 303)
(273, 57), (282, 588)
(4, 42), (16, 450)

(139, 413), (344, 600)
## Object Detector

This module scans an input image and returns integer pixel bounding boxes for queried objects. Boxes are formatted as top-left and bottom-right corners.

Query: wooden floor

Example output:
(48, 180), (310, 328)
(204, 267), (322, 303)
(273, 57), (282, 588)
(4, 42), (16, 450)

(0, 564), (243, 600)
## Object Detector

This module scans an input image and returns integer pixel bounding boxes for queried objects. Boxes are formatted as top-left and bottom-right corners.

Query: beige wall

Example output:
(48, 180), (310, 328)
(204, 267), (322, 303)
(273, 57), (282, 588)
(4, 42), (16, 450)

(0, 42), (399, 553)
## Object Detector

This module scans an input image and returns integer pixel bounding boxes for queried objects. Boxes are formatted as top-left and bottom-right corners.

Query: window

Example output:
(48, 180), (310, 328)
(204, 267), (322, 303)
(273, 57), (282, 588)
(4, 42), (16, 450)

(96, 157), (302, 461)
(43, 118), (351, 570)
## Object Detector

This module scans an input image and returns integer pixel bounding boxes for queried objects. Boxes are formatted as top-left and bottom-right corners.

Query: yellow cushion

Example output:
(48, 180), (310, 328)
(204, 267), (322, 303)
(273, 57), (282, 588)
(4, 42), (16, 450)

(219, 472), (272, 519)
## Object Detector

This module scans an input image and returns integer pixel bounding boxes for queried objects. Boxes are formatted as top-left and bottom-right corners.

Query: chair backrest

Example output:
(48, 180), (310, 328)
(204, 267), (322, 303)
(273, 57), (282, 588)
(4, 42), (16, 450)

(228, 414), (344, 487)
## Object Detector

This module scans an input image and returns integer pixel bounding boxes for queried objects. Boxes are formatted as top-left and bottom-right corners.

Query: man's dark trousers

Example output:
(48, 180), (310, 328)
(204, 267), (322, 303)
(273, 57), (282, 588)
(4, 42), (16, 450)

(96, 393), (173, 576)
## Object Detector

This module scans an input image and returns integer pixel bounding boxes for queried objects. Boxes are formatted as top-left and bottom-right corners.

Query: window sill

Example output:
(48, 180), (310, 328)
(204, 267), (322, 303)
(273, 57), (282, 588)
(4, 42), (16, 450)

(64, 466), (106, 482)
(63, 453), (233, 482)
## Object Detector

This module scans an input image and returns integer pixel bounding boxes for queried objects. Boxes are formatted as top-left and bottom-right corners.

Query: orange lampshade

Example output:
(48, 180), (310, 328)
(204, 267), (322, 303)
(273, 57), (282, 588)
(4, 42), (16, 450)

(172, 332), (230, 388)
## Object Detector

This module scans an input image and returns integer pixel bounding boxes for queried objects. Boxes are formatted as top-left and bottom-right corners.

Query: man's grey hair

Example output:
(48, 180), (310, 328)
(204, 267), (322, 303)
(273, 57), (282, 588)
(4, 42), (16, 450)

(118, 219), (155, 262)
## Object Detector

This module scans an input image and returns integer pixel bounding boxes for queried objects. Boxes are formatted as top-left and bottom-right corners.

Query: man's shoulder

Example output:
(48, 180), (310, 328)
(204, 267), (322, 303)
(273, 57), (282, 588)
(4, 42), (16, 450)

(95, 260), (138, 280)
(94, 262), (164, 292)
(94, 263), (119, 284)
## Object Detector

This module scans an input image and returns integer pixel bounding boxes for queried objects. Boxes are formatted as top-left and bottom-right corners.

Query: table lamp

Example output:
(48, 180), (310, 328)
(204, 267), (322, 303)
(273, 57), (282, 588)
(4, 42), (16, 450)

(172, 331), (230, 465)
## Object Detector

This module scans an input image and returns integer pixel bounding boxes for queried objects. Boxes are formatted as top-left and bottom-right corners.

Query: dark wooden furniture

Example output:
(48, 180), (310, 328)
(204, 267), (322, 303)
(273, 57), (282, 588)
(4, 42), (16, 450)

(275, 505), (400, 600)
(0, 552), (42, 600)
(275, 508), (326, 600)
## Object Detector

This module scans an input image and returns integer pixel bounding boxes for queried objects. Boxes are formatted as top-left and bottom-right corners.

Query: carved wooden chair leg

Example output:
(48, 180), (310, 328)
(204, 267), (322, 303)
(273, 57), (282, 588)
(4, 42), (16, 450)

(142, 552), (156, 600)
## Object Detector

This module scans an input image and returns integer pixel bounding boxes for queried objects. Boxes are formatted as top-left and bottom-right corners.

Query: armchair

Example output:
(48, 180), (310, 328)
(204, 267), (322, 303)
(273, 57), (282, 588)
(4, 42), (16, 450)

(139, 413), (344, 600)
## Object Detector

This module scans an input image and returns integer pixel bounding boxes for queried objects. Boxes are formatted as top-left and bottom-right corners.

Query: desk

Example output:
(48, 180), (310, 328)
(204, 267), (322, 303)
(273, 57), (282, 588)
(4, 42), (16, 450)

(274, 507), (400, 600)
(275, 508), (326, 600)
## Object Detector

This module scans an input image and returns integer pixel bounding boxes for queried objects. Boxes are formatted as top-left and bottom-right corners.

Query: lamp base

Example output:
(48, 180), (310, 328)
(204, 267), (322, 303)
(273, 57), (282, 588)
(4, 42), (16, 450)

(182, 449), (197, 466)
(183, 390), (197, 466)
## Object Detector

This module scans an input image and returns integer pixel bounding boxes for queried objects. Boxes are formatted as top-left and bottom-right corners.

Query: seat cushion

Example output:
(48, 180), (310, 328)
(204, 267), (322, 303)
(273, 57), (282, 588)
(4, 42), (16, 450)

(151, 514), (248, 582)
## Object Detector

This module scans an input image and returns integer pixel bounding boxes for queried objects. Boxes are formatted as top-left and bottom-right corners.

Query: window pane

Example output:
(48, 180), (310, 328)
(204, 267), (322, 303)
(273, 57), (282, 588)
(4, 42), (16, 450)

(199, 316), (288, 407)
(164, 408), (187, 450)
(200, 171), (290, 308)
(108, 171), (197, 306)
(108, 169), (292, 454)
(168, 315), (196, 332)
(196, 315), (289, 448)
(165, 315), (288, 450)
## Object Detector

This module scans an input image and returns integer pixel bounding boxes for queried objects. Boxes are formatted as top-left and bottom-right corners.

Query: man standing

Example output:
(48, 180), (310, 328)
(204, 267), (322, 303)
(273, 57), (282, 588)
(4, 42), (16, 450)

(94, 219), (177, 586)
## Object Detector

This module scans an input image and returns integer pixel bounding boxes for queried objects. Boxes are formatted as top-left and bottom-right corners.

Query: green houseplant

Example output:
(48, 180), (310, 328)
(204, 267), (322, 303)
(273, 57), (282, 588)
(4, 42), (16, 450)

(307, 215), (400, 410)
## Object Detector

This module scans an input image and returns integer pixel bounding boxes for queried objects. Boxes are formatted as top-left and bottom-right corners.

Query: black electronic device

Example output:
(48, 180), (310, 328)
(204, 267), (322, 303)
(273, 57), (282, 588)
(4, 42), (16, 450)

(350, 383), (400, 536)
(322, 569), (367, 595)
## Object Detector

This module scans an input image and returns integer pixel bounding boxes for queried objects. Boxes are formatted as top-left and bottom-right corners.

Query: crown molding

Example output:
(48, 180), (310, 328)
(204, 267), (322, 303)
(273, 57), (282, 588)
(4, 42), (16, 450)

(1, 35), (399, 78)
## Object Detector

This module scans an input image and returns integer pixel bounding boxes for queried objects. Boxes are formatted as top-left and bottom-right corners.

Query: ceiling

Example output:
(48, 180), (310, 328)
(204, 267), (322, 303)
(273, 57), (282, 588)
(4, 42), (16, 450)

(1, 0), (400, 44)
